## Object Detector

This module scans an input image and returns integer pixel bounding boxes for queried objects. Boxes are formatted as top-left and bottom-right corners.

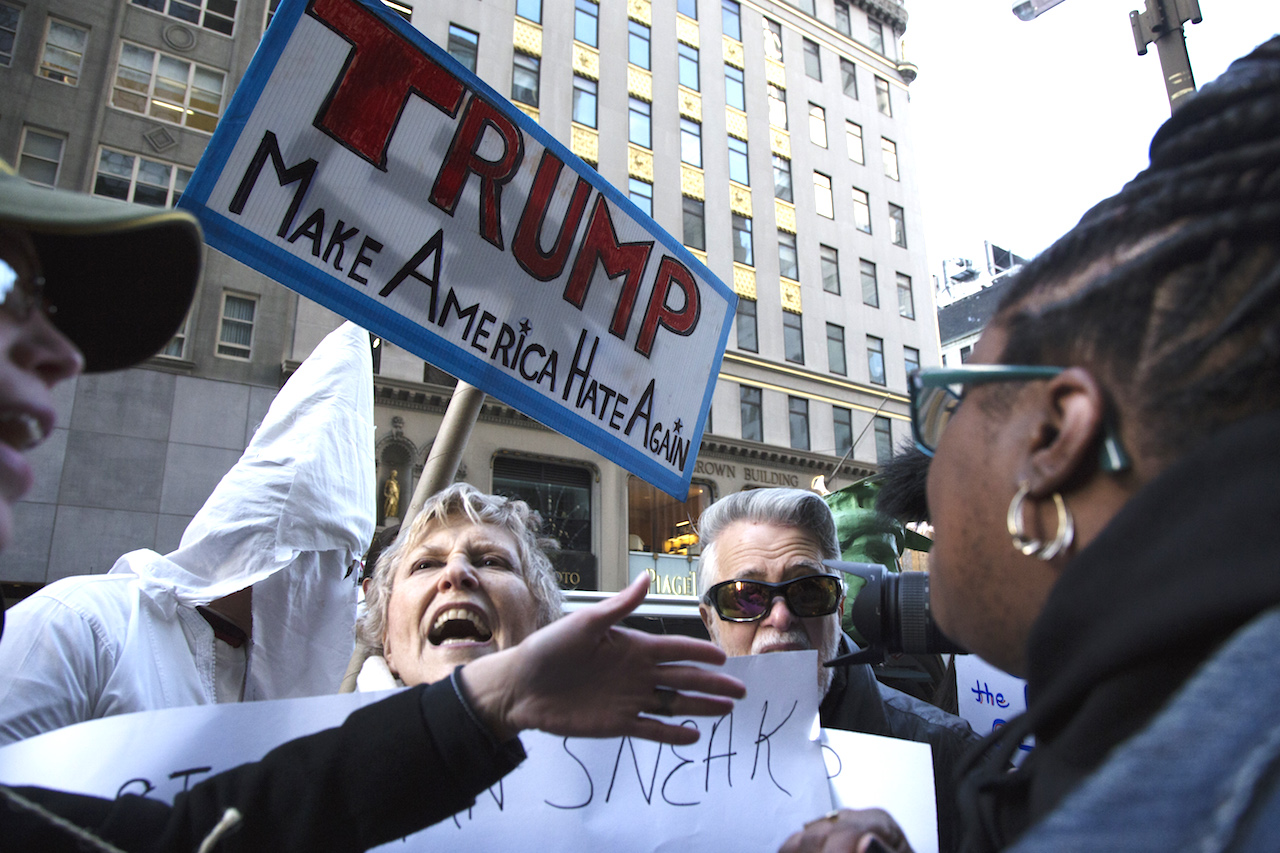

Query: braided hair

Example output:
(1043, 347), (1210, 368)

(995, 36), (1280, 464)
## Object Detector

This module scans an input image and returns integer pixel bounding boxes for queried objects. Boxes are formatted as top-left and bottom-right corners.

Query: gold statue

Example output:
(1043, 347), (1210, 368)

(383, 470), (401, 519)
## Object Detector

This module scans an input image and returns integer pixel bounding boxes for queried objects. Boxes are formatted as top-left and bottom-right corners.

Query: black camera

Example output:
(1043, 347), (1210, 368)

(821, 560), (966, 667)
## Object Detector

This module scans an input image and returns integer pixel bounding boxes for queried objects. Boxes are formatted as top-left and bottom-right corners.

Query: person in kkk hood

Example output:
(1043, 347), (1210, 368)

(0, 159), (745, 852)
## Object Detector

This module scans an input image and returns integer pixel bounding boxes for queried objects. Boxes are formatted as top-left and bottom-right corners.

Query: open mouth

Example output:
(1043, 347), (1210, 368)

(0, 413), (46, 451)
(428, 608), (494, 645)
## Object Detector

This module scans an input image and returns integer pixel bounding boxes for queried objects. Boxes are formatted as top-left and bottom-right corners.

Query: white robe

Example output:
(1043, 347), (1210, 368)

(0, 322), (375, 745)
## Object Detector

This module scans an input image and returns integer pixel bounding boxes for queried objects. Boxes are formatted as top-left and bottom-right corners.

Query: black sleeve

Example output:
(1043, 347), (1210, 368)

(4, 679), (526, 853)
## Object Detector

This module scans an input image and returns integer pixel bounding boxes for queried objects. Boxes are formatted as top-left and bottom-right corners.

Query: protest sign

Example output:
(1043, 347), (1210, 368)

(821, 728), (938, 853)
(177, 0), (735, 499)
(0, 653), (831, 851)
(955, 654), (1034, 762)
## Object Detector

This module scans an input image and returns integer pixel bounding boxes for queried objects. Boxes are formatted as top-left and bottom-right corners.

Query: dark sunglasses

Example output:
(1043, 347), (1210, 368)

(0, 257), (55, 323)
(702, 574), (844, 622)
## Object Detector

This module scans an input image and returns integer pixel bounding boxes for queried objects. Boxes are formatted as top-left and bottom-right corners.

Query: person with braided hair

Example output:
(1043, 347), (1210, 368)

(780, 35), (1280, 853)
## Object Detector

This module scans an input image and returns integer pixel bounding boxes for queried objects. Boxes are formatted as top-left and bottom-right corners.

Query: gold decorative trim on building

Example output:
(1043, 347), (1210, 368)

(515, 103), (540, 122)
(688, 247), (708, 265)
(628, 0), (651, 26)
(733, 263), (757, 300)
(628, 65), (653, 101)
(572, 43), (600, 80)
(775, 199), (797, 234)
(676, 15), (699, 48)
(770, 129), (792, 159)
(513, 18), (542, 56)
(723, 36), (744, 69)
(781, 279), (802, 314)
(681, 164), (705, 200)
(678, 89), (702, 122)
(725, 108), (748, 141)
(628, 144), (654, 181)
(571, 125), (599, 164)
(765, 57), (786, 88)
(729, 184), (752, 217)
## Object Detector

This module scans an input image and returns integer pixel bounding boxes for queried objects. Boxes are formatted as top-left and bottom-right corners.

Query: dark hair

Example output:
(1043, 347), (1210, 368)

(874, 441), (933, 524)
(995, 36), (1280, 463)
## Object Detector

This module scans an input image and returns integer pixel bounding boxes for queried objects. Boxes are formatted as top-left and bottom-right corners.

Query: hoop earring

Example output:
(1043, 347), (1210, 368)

(1007, 483), (1075, 561)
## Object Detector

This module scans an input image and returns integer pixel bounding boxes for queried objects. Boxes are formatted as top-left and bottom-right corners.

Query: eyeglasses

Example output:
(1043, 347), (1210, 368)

(702, 574), (844, 622)
(0, 257), (54, 323)
(909, 366), (1131, 472)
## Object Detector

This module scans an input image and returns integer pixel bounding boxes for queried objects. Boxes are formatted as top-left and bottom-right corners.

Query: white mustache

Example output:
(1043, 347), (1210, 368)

(750, 627), (811, 655)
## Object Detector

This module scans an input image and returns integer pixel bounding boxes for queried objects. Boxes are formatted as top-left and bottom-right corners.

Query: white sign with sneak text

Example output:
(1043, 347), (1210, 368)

(177, 0), (735, 499)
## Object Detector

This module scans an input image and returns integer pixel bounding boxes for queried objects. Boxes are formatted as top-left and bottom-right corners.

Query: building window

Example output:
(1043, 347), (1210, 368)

(515, 0), (540, 24)
(678, 43), (699, 90)
(814, 172), (833, 219)
(732, 214), (753, 265)
(875, 75), (892, 116)
(18, 129), (64, 187)
(264, 0), (280, 33)
(773, 155), (793, 203)
(93, 148), (191, 207)
(783, 311), (804, 364)
(778, 231), (798, 280)
(904, 345), (920, 377)
(1, 3), (22, 68)
(846, 121), (864, 164)
(728, 136), (749, 184)
(867, 18), (885, 55)
(629, 20), (650, 69)
(833, 406), (852, 457)
(834, 1), (851, 36)
(802, 38), (821, 80)
(113, 43), (225, 132)
(896, 272), (915, 319)
(629, 178), (652, 216)
(740, 385), (762, 442)
(678, 0), (697, 18)
(763, 17), (782, 61)
(820, 245), (840, 294)
(628, 476), (712, 561)
(860, 258), (878, 307)
(889, 203), (907, 247)
(808, 103), (827, 148)
(736, 297), (757, 352)
(767, 84), (788, 130)
(159, 311), (192, 359)
(629, 97), (651, 147)
(39, 18), (88, 85)
(789, 396), (809, 451)
(494, 457), (595, 590)
(446, 24), (478, 73)
(680, 118), (702, 167)
(840, 57), (857, 99)
(131, 0), (236, 36)
(960, 345), (972, 363)
(852, 187), (871, 233)
(574, 0), (598, 46)
(882, 137), (899, 180)
(511, 52), (539, 107)
(867, 335), (886, 386)
(874, 416), (892, 465)
(572, 75), (597, 127)
(826, 323), (846, 375)
(725, 63), (745, 110)
(722, 0), (741, 40)
(217, 292), (256, 359)
(683, 197), (705, 250)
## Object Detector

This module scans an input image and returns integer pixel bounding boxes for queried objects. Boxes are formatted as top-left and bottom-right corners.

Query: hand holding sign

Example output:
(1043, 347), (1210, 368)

(464, 573), (746, 744)
(779, 808), (914, 853)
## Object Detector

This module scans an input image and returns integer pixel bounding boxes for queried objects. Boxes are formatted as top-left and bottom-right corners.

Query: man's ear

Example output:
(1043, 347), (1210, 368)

(1024, 367), (1107, 494)
(698, 602), (718, 641)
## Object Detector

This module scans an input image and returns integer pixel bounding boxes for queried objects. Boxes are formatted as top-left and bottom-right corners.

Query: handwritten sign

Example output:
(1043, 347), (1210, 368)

(821, 728), (938, 853)
(0, 653), (831, 851)
(175, 0), (735, 500)
(954, 654), (1033, 762)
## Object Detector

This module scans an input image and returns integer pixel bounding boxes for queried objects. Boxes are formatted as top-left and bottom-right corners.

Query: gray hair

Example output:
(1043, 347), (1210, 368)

(357, 482), (565, 651)
(697, 488), (839, 594)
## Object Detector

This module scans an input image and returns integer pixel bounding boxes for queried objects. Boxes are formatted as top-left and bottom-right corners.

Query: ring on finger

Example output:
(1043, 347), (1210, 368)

(652, 686), (677, 716)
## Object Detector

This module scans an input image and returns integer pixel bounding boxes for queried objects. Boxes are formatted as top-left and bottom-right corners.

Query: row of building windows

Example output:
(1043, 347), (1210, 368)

(738, 384), (895, 463)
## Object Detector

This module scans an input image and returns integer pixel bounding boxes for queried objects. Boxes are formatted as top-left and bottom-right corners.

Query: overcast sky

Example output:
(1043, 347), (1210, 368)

(903, 0), (1280, 290)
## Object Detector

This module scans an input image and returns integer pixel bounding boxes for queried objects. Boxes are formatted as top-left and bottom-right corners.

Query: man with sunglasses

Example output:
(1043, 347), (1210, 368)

(698, 488), (975, 853)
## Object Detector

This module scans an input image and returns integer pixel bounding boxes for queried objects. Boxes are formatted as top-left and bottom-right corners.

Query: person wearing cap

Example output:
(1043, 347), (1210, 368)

(0, 162), (747, 851)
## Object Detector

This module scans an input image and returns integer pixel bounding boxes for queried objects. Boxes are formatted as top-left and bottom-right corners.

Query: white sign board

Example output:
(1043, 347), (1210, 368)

(177, 0), (735, 499)
(0, 653), (833, 851)
(822, 728), (938, 853)
(954, 654), (1034, 762)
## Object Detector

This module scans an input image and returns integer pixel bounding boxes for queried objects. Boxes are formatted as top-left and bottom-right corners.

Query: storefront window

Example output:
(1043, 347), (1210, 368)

(627, 477), (713, 596)
(493, 456), (595, 590)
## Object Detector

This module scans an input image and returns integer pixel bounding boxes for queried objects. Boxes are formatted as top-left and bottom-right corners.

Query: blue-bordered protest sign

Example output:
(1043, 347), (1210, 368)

(178, 0), (735, 499)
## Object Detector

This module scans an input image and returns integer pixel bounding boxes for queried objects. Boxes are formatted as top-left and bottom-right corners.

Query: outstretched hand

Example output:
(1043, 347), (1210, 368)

(460, 574), (745, 745)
